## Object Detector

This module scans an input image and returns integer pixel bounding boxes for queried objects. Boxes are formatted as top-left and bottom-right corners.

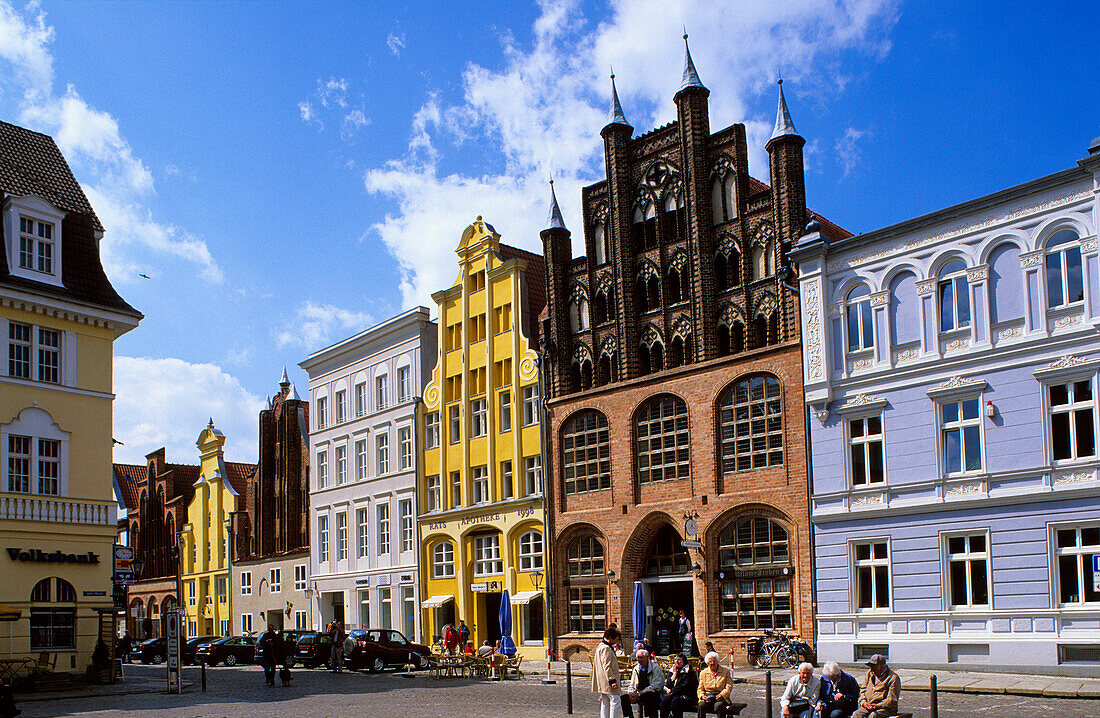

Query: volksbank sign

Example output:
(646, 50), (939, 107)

(7, 548), (101, 564)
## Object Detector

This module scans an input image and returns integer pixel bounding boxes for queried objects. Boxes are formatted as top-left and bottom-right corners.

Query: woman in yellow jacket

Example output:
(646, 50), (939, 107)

(696, 651), (734, 717)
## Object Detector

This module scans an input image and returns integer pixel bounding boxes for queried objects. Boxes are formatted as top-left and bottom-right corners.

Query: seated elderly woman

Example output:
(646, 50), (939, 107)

(695, 651), (734, 718)
(780, 663), (820, 718)
(819, 661), (860, 718)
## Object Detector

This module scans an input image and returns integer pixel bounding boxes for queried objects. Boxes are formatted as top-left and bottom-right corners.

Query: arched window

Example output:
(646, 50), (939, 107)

(593, 290), (609, 325)
(644, 525), (690, 576)
(593, 222), (607, 266)
(518, 530), (544, 571)
(636, 395), (690, 484)
(562, 410), (610, 495)
(711, 177), (725, 225)
(668, 336), (684, 368)
(846, 285), (873, 352)
(1046, 229), (1084, 308)
(753, 315), (769, 348)
(432, 541), (455, 578)
(667, 268), (684, 305)
(719, 375), (783, 473)
(717, 517), (791, 630)
(710, 174), (737, 225)
(566, 535), (607, 633)
(938, 259), (970, 332)
(663, 194), (686, 244)
(30, 578), (76, 650)
(989, 243), (1024, 323)
(716, 249), (741, 291)
(633, 205), (657, 251)
(569, 298), (590, 332)
(889, 271), (919, 346)
(647, 276), (661, 311)
(717, 324), (731, 357)
(573, 359), (592, 391)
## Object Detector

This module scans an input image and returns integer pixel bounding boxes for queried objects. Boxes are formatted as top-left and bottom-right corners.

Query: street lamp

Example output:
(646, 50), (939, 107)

(532, 570), (544, 591)
(606, 569), (617, 585)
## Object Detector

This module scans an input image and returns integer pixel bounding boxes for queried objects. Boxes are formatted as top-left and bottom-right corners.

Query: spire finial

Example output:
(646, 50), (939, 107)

(679, 30), (706, 92)
(606, 69), (629, 128)
(769, 73), (800, 143)
(279, 366), (290, 387)
(546, 175), (567, 231)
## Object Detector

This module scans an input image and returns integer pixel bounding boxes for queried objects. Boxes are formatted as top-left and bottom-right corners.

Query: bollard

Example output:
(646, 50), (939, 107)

(930, 674), (938, 718)
(565, 660), (573, 715)
(765, 670), (772, 718)
(200, 660), (206, 692)
(542, 648), (556, 684)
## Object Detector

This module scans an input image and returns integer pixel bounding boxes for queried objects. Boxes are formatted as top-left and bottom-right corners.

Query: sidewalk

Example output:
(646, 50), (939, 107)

(14, 674), (192, 703)
(546, 661), (1100, 699)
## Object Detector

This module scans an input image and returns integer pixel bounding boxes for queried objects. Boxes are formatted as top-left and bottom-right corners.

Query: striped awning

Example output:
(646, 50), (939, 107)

(510, 591), (541, 605)
(422, 594), (454, 609)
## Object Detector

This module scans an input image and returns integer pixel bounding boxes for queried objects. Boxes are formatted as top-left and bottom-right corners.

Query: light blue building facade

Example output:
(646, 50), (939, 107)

(794, 139), (1100, 668)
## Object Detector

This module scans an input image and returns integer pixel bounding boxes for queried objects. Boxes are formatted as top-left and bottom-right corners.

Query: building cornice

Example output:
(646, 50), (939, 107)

(1, 288), (141, 334)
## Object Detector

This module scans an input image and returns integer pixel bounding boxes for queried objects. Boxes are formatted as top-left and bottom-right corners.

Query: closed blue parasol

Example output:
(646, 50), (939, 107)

(498, 590), (516, 657)
(632, 581), (646, 650)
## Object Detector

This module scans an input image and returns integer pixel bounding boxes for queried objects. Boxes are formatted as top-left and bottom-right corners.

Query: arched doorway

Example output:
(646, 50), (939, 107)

(638, 524), (694, 655)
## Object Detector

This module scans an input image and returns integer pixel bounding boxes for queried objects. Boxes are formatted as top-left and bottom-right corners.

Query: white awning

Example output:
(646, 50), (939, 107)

(510, 590), (541, 605)
(422, 594), (454, 609)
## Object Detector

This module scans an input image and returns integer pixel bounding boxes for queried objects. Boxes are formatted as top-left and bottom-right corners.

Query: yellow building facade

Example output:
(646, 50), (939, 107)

(1, 121), (141, 671)
(180, 422), (241, 639)
(418, 217), (548, 659)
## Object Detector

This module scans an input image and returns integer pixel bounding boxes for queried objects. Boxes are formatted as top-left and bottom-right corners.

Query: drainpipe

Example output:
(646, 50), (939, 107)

(537, 343), (555, 655)
(805, 402), (818, 660)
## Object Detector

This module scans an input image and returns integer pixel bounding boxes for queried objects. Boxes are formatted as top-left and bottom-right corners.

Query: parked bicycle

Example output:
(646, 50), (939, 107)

(746, 629), (810, 668)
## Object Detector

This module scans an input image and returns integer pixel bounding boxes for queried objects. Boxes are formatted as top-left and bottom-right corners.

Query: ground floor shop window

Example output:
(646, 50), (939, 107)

(31, 608), (74, 650)
(717, 516), (793, 630)
(567, 586), (605, 633)
(359, 590), (370, 628)
(522, 595), (544, 644)
(295, 611), (308, 630)
(1056, 525), (1100, 605)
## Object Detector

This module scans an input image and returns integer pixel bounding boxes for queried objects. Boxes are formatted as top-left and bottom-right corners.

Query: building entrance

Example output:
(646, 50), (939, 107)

(645, 580), (695, 656)
(479, 592), (503, 647)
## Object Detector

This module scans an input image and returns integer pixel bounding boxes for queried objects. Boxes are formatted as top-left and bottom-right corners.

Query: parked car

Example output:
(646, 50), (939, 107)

(134, 637), (166, 664)
(254, 629), (311, 667)
(343, 629), (430, 672)
(195, 636), (256, 666)
(293, 631), (333, 669)
(182, 636), (220, 665)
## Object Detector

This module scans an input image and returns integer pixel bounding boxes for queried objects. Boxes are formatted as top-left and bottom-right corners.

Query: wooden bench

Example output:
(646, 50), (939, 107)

(698, 702), (747, 716)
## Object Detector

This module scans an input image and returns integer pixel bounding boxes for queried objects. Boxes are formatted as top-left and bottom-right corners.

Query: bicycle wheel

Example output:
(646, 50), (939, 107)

(778, 645), (798, 668)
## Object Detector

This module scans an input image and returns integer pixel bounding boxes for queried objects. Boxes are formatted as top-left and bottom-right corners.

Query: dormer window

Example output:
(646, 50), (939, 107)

(4, 196), (65, 287)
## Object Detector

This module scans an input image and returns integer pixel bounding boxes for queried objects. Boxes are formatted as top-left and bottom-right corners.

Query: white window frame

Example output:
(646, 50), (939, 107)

(473, 533), (503, 576)
(524, 455), (543, 497)
(356, 439), (368, 480)
(432, 541), (455, 578)
(398, 427), (412, 470)
(1, 407), (70, 497)
(376, 373), (389, 410)
(847, 414), (886, 487)
(377, 503), (391, 555)
(270, 568), (281, 593)
(1052, 523), (1100, 607)
(335, 445), (347, 485)
(317, 450), (328, 488)
(337, 512), (348, 561)
(501, 460), (513, 500)
(376, 433), (389, 474)
(451, 471), (461, 508)
(518, 530), (544, 572)
(400, 499), (414, 552)
(851, 539), (891, 612)
(318, 515), (330, 563)
(216, 576), (227, 604)
(943, 531), (991, 609)
(316, 396), (328, 429)
(1045, 229), (1085, 309)
(4, 196), (65, 287)
(472, 465), (490, 504)
(426, 475), (440, 512)
(240, 571), (252, 596)
(939, 396), (985, 476)
(357, 507), (369, 558)
(470, 398), (487, 438)
(295, 611), (307, 630)
(1048, 379), (1098, 464)
(449, 405), (461, 444)
(294, 564), (307, 592)
(335, 389), (346, 423)
(425, 412), (439, 449)
(500, 390), (512, 432)
(937, 260), (971, 333)
(397, 365), (411, 404)
(845, 287), (874, 353)
(522, 385), (539, 427)
(355, 382), (367, 417)
(241, 613), (253, 634)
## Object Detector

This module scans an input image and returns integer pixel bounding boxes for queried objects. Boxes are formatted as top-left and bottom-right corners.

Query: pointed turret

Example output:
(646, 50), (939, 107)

(605, 71), (630, 130)
(279, 366), (290, 388)
(546, 178), (567, 231)
(768, 76), (801, 145)
(289, 383), (301, 401)
(679, 33), (706, 92)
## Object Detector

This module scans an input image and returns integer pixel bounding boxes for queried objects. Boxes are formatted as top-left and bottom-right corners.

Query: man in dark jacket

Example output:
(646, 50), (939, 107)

(117, 632), (133, 663)
(659, 653), (697, 718)
(257, 625), (278, 685)
(457, 619), (471, 651)
(819, 662), (860, 718)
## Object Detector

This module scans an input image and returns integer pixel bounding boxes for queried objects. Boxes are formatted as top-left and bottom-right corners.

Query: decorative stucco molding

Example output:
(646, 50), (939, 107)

(1020, 250), (1045, 269)
(850, 493), (885, 508)
(915, 278), (936, 295)
(836, 394), (889, 416)
(1082, 237), (1099, 254)
(870, 291), (891, 308)
(805, 281), (824, 381)
(926, 375), (988, 399)
(965, 264), (989, 282)
(1052, 469), (1095, 486)
(827, 302), (844, 319)
(812, 404), (830, 425)
(1034, 354), (1100, 382)
(945, 480), (984, 497)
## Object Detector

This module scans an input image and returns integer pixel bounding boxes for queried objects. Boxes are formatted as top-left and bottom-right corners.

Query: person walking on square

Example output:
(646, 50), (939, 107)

(257, 624), (278, 685)
(677, 611), (694, 656)
(443, 623), (459, 656)
(328, 621), (346, 672)
(457, 619), (471, 651)
(852, 655), (900, 718)
(117, 631), (133, 663)
(592, 625), (622, 718)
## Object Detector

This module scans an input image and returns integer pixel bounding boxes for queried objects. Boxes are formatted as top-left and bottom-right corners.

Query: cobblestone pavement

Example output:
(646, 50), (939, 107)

(19, 664), (1100, 718)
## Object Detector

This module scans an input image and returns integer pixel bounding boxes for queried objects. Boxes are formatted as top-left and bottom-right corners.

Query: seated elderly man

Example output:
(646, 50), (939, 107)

(622, 647), (665, 718)
(695, 651), (734, 718)
(819, 662), (860, 718)
(852, 655), (900, 718)
(780, 663), (820, 718)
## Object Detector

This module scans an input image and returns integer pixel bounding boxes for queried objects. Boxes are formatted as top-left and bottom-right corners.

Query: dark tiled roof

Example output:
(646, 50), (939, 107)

(500, 243), (545, 342)
(224, 462), (256, 496)
(0, 120), (141, 318)
(114, 463), (145, 511)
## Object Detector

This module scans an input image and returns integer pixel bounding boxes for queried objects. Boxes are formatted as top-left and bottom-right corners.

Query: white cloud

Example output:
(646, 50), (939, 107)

(386, 31), (406, 56)
(112, 356), (265, 465)
(835, 126), (868, 177)
(0, 1), (223, 284)
(363, 0), (898, 309)
(274, 300), (374, 350)
(297, 75), (369, 139)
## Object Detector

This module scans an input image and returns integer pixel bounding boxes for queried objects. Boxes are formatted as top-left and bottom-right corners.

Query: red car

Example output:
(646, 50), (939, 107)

(344, 629), (431, 672)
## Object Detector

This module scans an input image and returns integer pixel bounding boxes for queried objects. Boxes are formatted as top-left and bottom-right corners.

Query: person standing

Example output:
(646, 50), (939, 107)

(591, 625), (622, 718)
(257, 624), (278, 685)
(328, 621), (346, 672)
(677, 611), (693, 656)
(780, 663), (820, 718)
(457, 619), (471, 652)
(696, 651), (734, 718)
(117, 631), (133, 664)
(443, 623), (459, 656)
(852, 655), (900, 718)
(659, 653), (697, 718)
(819, 662), (860, 718)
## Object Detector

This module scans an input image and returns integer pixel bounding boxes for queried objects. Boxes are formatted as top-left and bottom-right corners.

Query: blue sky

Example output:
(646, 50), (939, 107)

(0, 0), (1096, 464)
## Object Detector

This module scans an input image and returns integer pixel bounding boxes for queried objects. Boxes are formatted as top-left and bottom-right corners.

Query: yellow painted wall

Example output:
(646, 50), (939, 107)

(180, 423), (237, 638)
(418, 217), (547, 659)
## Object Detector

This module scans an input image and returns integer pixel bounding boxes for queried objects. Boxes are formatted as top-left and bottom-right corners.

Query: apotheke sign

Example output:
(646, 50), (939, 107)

(7, 548), (100, 564)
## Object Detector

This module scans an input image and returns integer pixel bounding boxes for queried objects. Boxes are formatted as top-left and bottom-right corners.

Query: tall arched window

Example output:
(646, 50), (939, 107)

(719, 375), (783, 473)
(518, 530), (544, 571)
(566, 535), (607, 633)
(562, 410), (610, 495)
(596, 353), (615, 386)
(432, 540), (455, 578)
(569, 298), (590, 332)
(30, 578), (76, 650)
(636, 395), (690, 484)
(593, 290), (610, 325)
(644, 524), (690, 576)
(717, 517), (792, 630)
(593, 222), (608, 266)
(1046, 229), (1084, 308)
(753, 315), (769, 348)
(667, 268), (684, 304)
(846, 285), (873, 352)
(663, 194), (686, 244)
(938, 259), (970, 332)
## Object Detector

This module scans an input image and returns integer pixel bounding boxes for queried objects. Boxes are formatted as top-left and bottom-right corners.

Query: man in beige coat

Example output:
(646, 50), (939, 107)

(592, 626), (622, 718)
(852, 654), (900, 718)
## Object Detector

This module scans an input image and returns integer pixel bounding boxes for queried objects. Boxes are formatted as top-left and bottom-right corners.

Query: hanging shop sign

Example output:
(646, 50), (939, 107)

(470, 580), (502, 593)
(715, 565), (791, 580)
(7, 548), (100, 564)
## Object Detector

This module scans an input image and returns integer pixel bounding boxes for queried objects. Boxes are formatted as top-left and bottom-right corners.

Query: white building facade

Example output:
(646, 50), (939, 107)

(301, 307), (436, 642)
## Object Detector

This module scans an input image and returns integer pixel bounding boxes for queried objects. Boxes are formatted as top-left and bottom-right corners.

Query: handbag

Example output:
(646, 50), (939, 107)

(788, 699), (811, 713)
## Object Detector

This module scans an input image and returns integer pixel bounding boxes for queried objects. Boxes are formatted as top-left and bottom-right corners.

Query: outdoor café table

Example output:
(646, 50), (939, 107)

(0, 657), (33, 684)
(439, 655), (466, 678)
